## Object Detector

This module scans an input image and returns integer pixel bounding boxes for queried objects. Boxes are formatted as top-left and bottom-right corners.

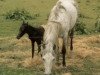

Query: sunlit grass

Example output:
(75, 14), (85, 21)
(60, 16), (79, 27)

(0, 35), (100, 75)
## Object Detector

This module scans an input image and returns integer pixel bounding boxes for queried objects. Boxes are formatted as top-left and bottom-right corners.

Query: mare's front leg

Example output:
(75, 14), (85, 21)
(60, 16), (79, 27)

(62, 33), (69, 67)
(62, 41), (66, 66)
(31, 39), (35, 58)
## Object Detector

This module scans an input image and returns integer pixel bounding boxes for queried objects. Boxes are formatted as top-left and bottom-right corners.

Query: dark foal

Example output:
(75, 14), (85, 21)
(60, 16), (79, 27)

(16, 21), (45, 58)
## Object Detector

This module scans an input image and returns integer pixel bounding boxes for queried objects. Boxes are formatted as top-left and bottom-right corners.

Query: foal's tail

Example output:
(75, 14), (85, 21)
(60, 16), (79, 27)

(69, 28), (74, 51)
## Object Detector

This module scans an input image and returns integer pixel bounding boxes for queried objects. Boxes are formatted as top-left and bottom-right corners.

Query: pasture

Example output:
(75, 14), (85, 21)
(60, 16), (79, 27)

(0, 35), (100, 75)
(0, 0), (100, 75)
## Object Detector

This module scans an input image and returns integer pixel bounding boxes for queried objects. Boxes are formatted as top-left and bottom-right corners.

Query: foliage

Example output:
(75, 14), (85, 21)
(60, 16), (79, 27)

(0, 0), (4, 1)
(78, 13), (91, 19)
(78, 13), (86, 18)
(75, 20), (88, 35)
(4, 9), (39, 20)
(95, 16), (100, 32)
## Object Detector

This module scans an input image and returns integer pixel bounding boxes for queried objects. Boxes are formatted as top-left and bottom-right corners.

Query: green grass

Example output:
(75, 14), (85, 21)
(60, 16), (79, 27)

(0, 57), (99, 75)
(77, 0), (100, 32)
(0, 66), (44, 75)
(0, 0), (100, 37)
(0, 35), (100, 75)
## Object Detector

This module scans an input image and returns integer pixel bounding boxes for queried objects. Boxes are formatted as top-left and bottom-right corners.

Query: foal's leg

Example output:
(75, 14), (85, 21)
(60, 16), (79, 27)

(31, 40), (35, 58)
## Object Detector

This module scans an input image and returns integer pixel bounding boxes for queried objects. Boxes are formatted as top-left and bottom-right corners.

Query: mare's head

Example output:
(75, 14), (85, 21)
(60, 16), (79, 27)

(16, 21), (28, 39)
(41, 43), (56, 75)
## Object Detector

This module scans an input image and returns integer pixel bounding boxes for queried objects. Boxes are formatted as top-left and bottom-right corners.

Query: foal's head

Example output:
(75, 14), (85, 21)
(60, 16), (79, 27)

(16, 21), (28, 39)
(41, 43), (56, 75)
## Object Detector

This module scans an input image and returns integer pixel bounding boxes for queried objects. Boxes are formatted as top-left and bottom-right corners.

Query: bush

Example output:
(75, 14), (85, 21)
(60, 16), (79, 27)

(4, 9), (39, 20)
(95, 16), (100, 32)
(86, 0), (90, 3)
(0, 0), (4, 1)
(78, 13), (86, 18)
(78, 13), (91, 19)
(75, 20), (88, 35)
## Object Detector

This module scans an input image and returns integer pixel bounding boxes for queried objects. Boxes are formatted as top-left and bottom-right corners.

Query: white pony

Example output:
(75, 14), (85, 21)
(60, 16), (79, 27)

(42, 0), (78, 74)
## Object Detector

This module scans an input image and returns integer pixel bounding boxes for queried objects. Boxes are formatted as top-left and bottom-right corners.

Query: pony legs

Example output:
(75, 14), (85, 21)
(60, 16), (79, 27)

(69, 28), (74, 51)
(62, 33), (69, 66)
(31, 40), (35, 58)
(62, 42), (66, 66)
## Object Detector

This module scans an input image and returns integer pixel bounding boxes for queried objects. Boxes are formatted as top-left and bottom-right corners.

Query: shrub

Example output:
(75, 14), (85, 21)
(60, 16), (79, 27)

(78, 13), (86, 18)
(4, 9), (39, 20)
(75, 20), (88, 35)
(95, 16), (100, 32)
(0, 0), (4, 1)
(86, 0), (90, 3)
(79, 13), (91, 19)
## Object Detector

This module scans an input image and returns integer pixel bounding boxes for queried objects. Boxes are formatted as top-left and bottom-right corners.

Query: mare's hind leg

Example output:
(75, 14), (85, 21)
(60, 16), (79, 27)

(69, 28), (74, 51)
(62, 33), (69, 66)
(69, 28), (74, 58)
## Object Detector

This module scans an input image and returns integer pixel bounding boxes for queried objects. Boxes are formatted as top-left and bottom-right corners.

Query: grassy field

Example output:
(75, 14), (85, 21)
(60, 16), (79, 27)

(0, 35), (100, 75)
(0, 0), (100, 36)
(0, 0), (100, 75)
